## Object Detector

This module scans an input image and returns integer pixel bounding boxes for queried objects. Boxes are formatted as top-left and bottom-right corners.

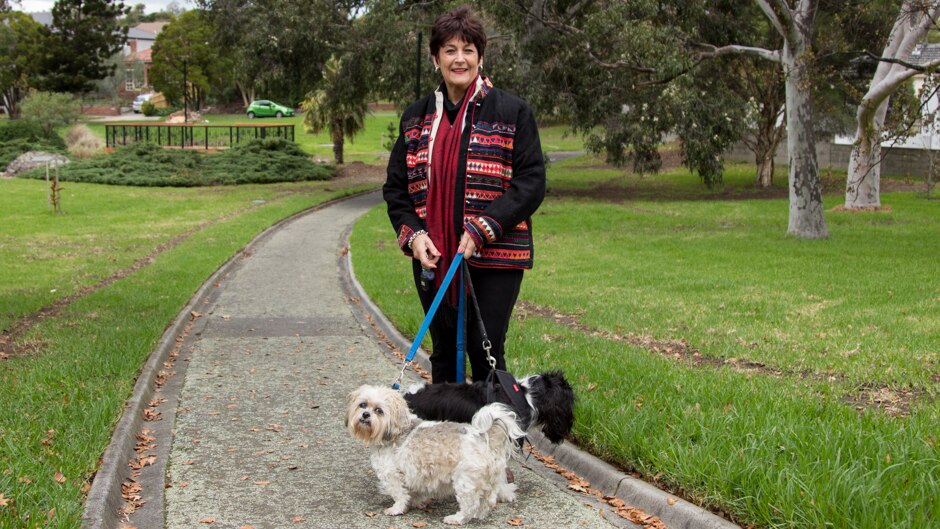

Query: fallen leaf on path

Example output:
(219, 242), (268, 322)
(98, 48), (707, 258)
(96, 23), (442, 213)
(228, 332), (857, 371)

(508, 518), (524, 526)
(254, 481), (271, 486)
(412, 522), (427, 527)
(199, 518), (216, 523)
(291, 517), (306, 522)
(666, 497), (677, 506)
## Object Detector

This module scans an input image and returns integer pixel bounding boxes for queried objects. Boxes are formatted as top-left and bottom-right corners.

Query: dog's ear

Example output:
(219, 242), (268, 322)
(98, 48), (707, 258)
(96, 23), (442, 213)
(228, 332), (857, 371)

(536, 372), (576, 443)
(381, 389), (413, 442)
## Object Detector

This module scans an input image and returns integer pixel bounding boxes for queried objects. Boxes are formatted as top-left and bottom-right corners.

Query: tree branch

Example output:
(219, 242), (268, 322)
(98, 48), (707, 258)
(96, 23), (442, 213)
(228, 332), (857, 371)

(694, 42), (782, 63)
(753, 0), (788, 40)
(864, 50), (940, 73)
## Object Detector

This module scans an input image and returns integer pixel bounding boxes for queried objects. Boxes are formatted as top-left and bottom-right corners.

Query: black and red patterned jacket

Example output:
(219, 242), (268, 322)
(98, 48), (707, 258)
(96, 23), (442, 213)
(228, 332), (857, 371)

(383, 76), (546, 270)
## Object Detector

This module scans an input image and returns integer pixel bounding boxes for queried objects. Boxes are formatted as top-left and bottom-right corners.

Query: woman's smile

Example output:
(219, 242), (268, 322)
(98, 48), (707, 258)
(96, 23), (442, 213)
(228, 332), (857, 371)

(435, 37), (480, 103)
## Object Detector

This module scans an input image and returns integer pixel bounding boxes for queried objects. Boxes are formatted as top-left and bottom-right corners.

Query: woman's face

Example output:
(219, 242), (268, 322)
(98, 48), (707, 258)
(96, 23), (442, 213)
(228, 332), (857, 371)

(434, 37), (481, 97)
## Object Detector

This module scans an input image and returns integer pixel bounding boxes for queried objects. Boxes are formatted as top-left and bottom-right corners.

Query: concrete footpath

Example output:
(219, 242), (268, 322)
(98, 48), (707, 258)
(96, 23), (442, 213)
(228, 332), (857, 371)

(82, 191), (738, 529)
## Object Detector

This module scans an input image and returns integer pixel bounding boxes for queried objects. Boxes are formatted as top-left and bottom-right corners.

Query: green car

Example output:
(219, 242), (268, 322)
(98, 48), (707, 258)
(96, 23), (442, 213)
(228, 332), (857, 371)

(246, 100), (295, 119)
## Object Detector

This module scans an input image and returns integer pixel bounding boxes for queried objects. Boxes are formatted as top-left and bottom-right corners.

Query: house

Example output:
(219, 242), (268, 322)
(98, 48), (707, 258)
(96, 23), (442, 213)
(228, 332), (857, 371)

(119, 23), (166, 100)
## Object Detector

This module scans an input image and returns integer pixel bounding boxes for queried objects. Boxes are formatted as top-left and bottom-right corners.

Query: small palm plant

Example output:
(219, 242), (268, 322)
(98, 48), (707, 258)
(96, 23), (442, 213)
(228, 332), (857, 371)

(301, 55), (369, 164)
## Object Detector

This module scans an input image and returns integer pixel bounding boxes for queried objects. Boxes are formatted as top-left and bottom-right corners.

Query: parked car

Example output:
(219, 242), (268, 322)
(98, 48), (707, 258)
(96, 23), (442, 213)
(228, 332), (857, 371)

(132, 93), (155, 113)
(246, 100), (294, 119)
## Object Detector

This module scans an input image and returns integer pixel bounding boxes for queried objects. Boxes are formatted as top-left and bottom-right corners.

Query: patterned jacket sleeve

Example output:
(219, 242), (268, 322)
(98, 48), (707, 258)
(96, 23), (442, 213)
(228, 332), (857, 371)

(464, 100), (546, 247)
(383, 117), (424, 256)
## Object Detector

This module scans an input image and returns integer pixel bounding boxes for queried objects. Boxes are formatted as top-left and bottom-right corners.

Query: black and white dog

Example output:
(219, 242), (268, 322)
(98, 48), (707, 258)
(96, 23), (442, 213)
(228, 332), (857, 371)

(403, 370), (575, 444)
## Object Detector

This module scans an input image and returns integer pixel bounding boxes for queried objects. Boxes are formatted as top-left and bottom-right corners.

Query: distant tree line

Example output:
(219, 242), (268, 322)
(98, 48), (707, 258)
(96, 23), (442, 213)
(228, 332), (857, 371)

(3, 0), (932, 234)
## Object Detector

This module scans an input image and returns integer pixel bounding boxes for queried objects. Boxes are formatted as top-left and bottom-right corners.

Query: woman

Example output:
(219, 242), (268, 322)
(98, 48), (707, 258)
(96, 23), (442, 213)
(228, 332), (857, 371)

(383, 6), (546, 383)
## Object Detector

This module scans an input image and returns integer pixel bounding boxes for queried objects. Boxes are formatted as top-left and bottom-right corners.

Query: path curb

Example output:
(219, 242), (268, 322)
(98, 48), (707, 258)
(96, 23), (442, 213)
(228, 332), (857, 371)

(80, 190), (378, 529)
(340, 227), (741, 529)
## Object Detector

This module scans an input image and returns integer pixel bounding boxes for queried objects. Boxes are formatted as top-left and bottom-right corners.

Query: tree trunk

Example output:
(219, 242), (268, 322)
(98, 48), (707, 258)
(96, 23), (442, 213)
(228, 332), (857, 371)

(752, 118), (783, 188)
(782, 36), (828, 238)
(331, 123), (344, 164)
(844, 0), (939, 208)
(756, 150), (775, 187)
(2, 88), (21, 119)
(845, 99), (889, 208)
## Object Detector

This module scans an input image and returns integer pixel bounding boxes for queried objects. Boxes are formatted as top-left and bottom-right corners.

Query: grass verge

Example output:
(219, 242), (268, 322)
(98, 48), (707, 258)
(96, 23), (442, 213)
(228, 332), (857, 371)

(348, 156), (940, 529)
(0, 175), (379, 528)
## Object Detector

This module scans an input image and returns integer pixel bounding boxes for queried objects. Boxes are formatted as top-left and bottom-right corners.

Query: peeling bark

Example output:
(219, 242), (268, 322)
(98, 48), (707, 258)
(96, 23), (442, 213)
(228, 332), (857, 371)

(782, 16), (828, 239)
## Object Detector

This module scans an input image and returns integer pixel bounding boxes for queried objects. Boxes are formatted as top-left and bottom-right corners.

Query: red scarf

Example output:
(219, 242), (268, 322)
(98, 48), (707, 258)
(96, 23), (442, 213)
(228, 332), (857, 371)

(426, 81), (475, 306)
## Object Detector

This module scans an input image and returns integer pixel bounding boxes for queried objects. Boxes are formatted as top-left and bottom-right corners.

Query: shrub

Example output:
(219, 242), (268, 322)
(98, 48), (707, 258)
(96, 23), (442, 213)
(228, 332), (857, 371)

(141, 100), (156, 117)
(0, 120), (66, 148)
(65, 124), (104, 159)
(19, 91), (81, 138)
(17, 138), (334, 186)
(0, 121), (67, 169)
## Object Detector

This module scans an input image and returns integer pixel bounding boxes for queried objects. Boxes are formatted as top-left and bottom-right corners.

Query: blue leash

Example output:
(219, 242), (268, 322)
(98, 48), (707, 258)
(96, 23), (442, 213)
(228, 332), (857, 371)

(392, 252), (464, 389)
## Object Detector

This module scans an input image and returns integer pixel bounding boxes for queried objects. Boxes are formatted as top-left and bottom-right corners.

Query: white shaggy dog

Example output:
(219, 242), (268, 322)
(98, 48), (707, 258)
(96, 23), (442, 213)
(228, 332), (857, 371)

(346, 385), (525, 525)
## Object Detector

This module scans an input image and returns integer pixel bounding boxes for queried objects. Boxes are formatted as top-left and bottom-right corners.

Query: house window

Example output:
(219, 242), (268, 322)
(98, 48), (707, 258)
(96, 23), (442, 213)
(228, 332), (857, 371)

(125, 67), (139, 90)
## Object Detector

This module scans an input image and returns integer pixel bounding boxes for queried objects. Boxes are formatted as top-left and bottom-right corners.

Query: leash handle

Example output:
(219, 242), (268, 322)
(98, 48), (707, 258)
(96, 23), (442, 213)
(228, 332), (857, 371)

(392, 252), (464, 389)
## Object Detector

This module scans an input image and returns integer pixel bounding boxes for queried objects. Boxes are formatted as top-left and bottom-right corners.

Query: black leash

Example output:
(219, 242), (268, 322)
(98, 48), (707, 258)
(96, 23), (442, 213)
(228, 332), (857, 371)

(462, 264), (533, 430)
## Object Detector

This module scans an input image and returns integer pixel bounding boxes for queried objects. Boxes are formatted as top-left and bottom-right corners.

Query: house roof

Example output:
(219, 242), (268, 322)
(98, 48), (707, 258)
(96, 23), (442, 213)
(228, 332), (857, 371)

(128, 26), (157, 40)
(133, 22), (167, 35)
(910, 43), (940, 67)
(124, 48), (153, 63)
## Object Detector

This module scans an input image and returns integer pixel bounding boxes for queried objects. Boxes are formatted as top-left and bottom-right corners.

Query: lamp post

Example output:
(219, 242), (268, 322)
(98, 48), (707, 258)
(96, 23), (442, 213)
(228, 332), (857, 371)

(183, 59), (188, 122)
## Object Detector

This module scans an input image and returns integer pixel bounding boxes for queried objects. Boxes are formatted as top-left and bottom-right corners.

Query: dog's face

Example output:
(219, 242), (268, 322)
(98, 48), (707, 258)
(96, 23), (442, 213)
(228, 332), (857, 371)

(525, 371), (576, 444)
(345, 385), (412, 446)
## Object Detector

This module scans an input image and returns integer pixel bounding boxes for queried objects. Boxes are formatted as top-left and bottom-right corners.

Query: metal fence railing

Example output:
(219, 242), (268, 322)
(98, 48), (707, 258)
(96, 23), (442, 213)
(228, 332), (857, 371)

(104, 123), (295, 150)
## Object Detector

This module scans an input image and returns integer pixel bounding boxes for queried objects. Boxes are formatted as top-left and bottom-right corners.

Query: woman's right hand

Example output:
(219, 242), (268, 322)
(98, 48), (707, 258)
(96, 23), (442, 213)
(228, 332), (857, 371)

(412, 233), (441, 269)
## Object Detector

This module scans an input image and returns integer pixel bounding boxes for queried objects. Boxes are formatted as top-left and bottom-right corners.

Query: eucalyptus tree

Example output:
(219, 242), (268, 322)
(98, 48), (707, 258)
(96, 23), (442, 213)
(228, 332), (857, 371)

(198, 0), (362, 106)
(845, 0), (940, 209)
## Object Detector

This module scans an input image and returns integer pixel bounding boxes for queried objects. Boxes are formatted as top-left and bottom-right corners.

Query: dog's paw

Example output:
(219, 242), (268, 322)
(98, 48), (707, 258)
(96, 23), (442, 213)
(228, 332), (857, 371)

(384, 504), (407, 516)
(443, 514), (466, 525)
(497, 482), (517, 503)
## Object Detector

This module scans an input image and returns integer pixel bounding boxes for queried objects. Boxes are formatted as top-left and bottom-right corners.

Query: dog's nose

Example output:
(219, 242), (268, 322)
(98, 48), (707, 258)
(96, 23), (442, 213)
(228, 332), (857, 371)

(360, 411), (371, 421)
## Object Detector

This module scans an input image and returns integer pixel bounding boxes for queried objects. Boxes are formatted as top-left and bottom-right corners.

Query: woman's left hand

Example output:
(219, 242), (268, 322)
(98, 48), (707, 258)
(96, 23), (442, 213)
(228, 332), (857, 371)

(458, 232), (477, 259)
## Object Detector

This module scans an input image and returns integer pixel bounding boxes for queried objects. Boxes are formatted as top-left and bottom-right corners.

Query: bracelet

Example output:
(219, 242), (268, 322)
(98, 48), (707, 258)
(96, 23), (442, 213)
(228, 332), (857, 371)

(407, 230), (428, 250)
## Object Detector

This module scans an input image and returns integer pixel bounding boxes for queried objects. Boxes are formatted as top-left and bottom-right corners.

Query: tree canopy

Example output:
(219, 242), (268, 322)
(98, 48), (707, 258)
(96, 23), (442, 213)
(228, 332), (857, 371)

(149, 10), (229, 107)
(37, 0), (130, 93)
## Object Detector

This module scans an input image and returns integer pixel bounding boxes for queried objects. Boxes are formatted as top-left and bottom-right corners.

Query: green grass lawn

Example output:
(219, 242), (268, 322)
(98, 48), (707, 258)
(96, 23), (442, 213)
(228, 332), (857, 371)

(0, 176), (379, 528)
(349, 155), (940, 529)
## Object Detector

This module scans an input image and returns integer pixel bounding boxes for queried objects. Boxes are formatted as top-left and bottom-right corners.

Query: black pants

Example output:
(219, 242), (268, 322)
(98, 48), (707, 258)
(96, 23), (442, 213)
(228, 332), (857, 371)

(412, 260), (523, 383)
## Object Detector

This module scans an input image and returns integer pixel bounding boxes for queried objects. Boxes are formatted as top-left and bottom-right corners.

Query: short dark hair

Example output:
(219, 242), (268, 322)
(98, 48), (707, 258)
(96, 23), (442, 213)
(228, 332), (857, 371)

(429, 6), (486, 59)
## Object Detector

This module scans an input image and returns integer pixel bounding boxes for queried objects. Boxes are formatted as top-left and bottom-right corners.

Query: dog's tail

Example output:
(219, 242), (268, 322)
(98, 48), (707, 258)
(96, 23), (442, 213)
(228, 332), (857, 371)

(471, 403), (526, 456)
